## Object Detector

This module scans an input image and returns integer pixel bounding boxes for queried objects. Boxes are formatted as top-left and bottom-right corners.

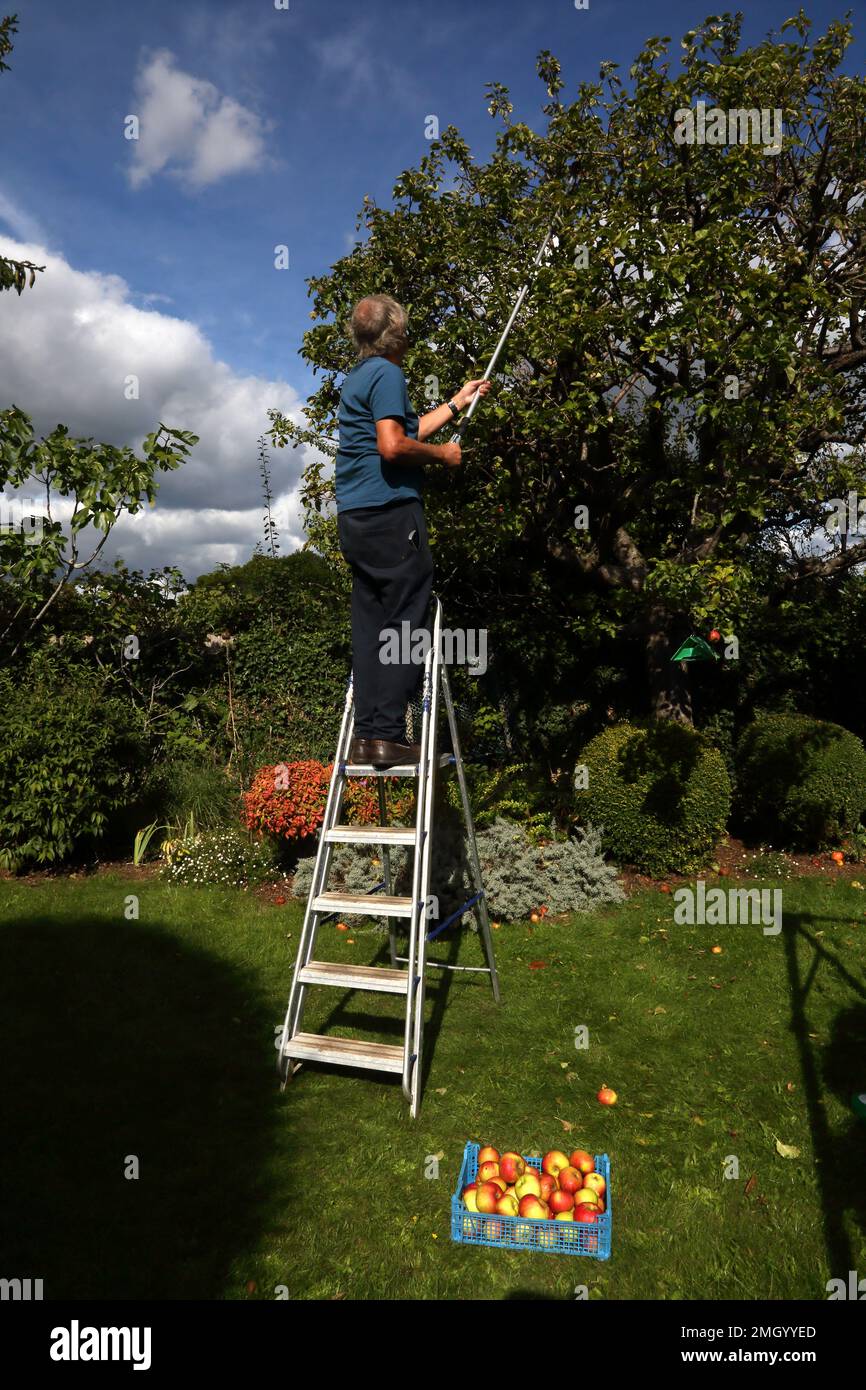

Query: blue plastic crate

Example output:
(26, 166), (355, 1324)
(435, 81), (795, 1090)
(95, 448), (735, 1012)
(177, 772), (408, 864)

(450, 1142), (612, 1259)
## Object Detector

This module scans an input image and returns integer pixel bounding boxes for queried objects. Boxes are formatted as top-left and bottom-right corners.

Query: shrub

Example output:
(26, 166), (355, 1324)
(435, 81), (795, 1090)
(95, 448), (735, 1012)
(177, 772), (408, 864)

(138, 756), (240, 832)
(442, 761), (557, 840)
(575, 720), (731, 876)
(734, 713), (866, 848)
(162, 827), (282, 887)
(242, 761), (415, 845)
(0, 655), (142, 871)
(292, 814), (623, 923)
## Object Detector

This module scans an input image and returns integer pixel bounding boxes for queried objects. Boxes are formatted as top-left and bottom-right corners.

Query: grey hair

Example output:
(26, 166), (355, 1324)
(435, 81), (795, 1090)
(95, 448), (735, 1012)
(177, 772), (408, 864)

(350, 294), (408, 359)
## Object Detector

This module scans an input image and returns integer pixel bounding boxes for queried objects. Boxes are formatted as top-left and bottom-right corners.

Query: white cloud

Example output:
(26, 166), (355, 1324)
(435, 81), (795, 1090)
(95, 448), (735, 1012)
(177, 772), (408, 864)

(127, 49), (271, 191)
(0, 235), (316, 577)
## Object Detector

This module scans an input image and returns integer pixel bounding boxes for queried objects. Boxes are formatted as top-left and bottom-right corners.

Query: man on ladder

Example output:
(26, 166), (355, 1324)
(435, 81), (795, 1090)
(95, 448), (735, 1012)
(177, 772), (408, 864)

(334, 293), (489, 767)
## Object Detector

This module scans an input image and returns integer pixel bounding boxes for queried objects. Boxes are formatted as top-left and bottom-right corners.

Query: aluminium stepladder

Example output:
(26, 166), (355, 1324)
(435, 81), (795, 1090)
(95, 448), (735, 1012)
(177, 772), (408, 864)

(277, 595), (500, 1117)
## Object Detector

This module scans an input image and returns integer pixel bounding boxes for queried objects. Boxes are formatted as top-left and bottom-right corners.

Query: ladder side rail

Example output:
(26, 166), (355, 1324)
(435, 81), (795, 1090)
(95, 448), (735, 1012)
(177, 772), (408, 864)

(409, 597), (443, 1115)
(401, 599), (438, 1101)
(281, 677), (356, 1051)
(440, 660), (502, 1003)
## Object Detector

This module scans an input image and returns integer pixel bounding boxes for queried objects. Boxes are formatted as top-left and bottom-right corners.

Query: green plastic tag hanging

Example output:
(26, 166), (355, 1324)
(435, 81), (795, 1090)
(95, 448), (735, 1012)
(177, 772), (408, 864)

(671, 634), (720, 663)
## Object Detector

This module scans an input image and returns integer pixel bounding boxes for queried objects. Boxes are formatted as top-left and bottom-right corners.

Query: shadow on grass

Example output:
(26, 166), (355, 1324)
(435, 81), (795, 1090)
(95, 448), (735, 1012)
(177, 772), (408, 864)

(0, 909), (280, 1299)
(783, 912), (866, 1281)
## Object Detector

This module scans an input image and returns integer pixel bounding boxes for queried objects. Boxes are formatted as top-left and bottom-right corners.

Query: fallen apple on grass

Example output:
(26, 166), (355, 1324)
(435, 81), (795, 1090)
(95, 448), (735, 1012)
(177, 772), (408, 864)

(597, 1086), (618, 1106)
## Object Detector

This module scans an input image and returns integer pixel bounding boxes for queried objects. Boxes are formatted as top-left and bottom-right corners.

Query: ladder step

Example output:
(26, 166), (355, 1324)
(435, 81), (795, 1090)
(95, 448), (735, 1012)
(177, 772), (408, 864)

(284, 1032), (404, 1073)
(343, 754), (455, 778)
(313, 891), (414, 918)
(298, 961), (410, 994)
(325, 825), (416, 846)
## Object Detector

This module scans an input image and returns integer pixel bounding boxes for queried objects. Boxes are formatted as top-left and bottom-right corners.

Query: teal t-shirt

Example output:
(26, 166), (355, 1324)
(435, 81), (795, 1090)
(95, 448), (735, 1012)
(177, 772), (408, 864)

(335, 356), (423, 511)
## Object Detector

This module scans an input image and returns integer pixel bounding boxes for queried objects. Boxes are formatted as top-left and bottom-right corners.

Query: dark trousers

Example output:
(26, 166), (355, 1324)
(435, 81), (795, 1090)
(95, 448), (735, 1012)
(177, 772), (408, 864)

(337, 497), (434, 742)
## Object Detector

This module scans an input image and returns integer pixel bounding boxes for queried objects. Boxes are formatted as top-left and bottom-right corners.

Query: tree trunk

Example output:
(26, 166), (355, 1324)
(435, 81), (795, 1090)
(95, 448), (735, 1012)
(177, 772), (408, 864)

(646, 603), (693, 724)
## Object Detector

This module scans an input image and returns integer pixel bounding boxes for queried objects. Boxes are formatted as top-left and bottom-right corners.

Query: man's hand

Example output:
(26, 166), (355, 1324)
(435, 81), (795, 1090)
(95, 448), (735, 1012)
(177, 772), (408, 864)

(456, 378), (491, 409)
(439, 441), (462, 468)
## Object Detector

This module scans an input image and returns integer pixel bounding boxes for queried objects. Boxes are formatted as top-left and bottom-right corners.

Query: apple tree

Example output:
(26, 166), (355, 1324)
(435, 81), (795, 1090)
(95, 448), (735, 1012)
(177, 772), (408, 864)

(270, 11), (866, 735)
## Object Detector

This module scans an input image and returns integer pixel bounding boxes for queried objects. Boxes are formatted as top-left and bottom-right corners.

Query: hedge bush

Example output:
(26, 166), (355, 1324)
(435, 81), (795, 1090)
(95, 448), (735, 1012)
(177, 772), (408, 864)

(734, 713), (866, 848)
(0, 655), (142, 871)
(575, 720), (731, 876)
(292, 813), (624, 923)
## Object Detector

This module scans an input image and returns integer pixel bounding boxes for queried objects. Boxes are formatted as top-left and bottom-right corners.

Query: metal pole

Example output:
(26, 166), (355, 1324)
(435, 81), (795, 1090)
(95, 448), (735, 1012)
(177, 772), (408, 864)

(452, 174), (575, 441)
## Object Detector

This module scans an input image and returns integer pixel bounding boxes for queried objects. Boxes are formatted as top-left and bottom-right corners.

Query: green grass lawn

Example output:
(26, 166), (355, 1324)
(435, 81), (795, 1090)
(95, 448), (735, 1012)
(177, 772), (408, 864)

(1, 869), (865, 1300)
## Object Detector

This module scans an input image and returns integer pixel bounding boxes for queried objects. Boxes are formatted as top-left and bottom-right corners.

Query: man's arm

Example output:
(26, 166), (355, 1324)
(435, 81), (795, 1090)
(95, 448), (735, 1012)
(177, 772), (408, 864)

(376, 418), (460, 467)
(417, 379), (490, 441)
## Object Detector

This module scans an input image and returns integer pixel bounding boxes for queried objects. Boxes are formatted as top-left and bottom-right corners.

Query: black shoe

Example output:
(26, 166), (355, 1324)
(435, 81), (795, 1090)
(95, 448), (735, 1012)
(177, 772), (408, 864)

(349, 737), (375, 763)
(369, 738), (421, 768)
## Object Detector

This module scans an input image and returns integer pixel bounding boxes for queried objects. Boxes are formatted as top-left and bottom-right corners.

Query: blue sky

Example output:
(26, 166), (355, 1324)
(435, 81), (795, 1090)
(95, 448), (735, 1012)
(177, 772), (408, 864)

(1, 0), (863, 575)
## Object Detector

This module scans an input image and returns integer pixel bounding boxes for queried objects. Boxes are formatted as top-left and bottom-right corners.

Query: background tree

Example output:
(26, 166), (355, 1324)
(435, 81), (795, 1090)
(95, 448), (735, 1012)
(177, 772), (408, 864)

(270, 10), (866, 743)
(0, 14), (45, 294)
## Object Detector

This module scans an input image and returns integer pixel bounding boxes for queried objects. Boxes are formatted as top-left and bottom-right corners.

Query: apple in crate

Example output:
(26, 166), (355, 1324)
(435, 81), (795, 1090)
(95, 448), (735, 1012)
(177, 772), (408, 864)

(514, 1171), (542, 1201)
(557, 1165), (584, 1194)
(583, 1172), (606, 1199)
(475, 1182), (501, 1214)
(478, 1159), (500, 1183)
(518, 1193), (550, 1220)
(490, 1177), (507, 1193)
(496, 1192), (519, 1217)
(554, 1209), (575, 1222)
(548, 1189), (575, 1214)
(569, 1149), (594, 1176)
(499, 1151), (526, 1184)
(462, 1183), (479, 1212)
(573, 1188), (600, 1209)
(539, 1173), (558, 1202)
(574, 1203), (600, 1223)
(541, 1150), (570, 1178)
(478, 1146), (499, 1166)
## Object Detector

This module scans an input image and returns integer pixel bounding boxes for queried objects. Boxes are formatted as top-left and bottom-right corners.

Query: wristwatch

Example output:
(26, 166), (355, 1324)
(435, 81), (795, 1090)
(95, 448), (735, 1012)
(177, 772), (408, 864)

(446, 399), (461, 418)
